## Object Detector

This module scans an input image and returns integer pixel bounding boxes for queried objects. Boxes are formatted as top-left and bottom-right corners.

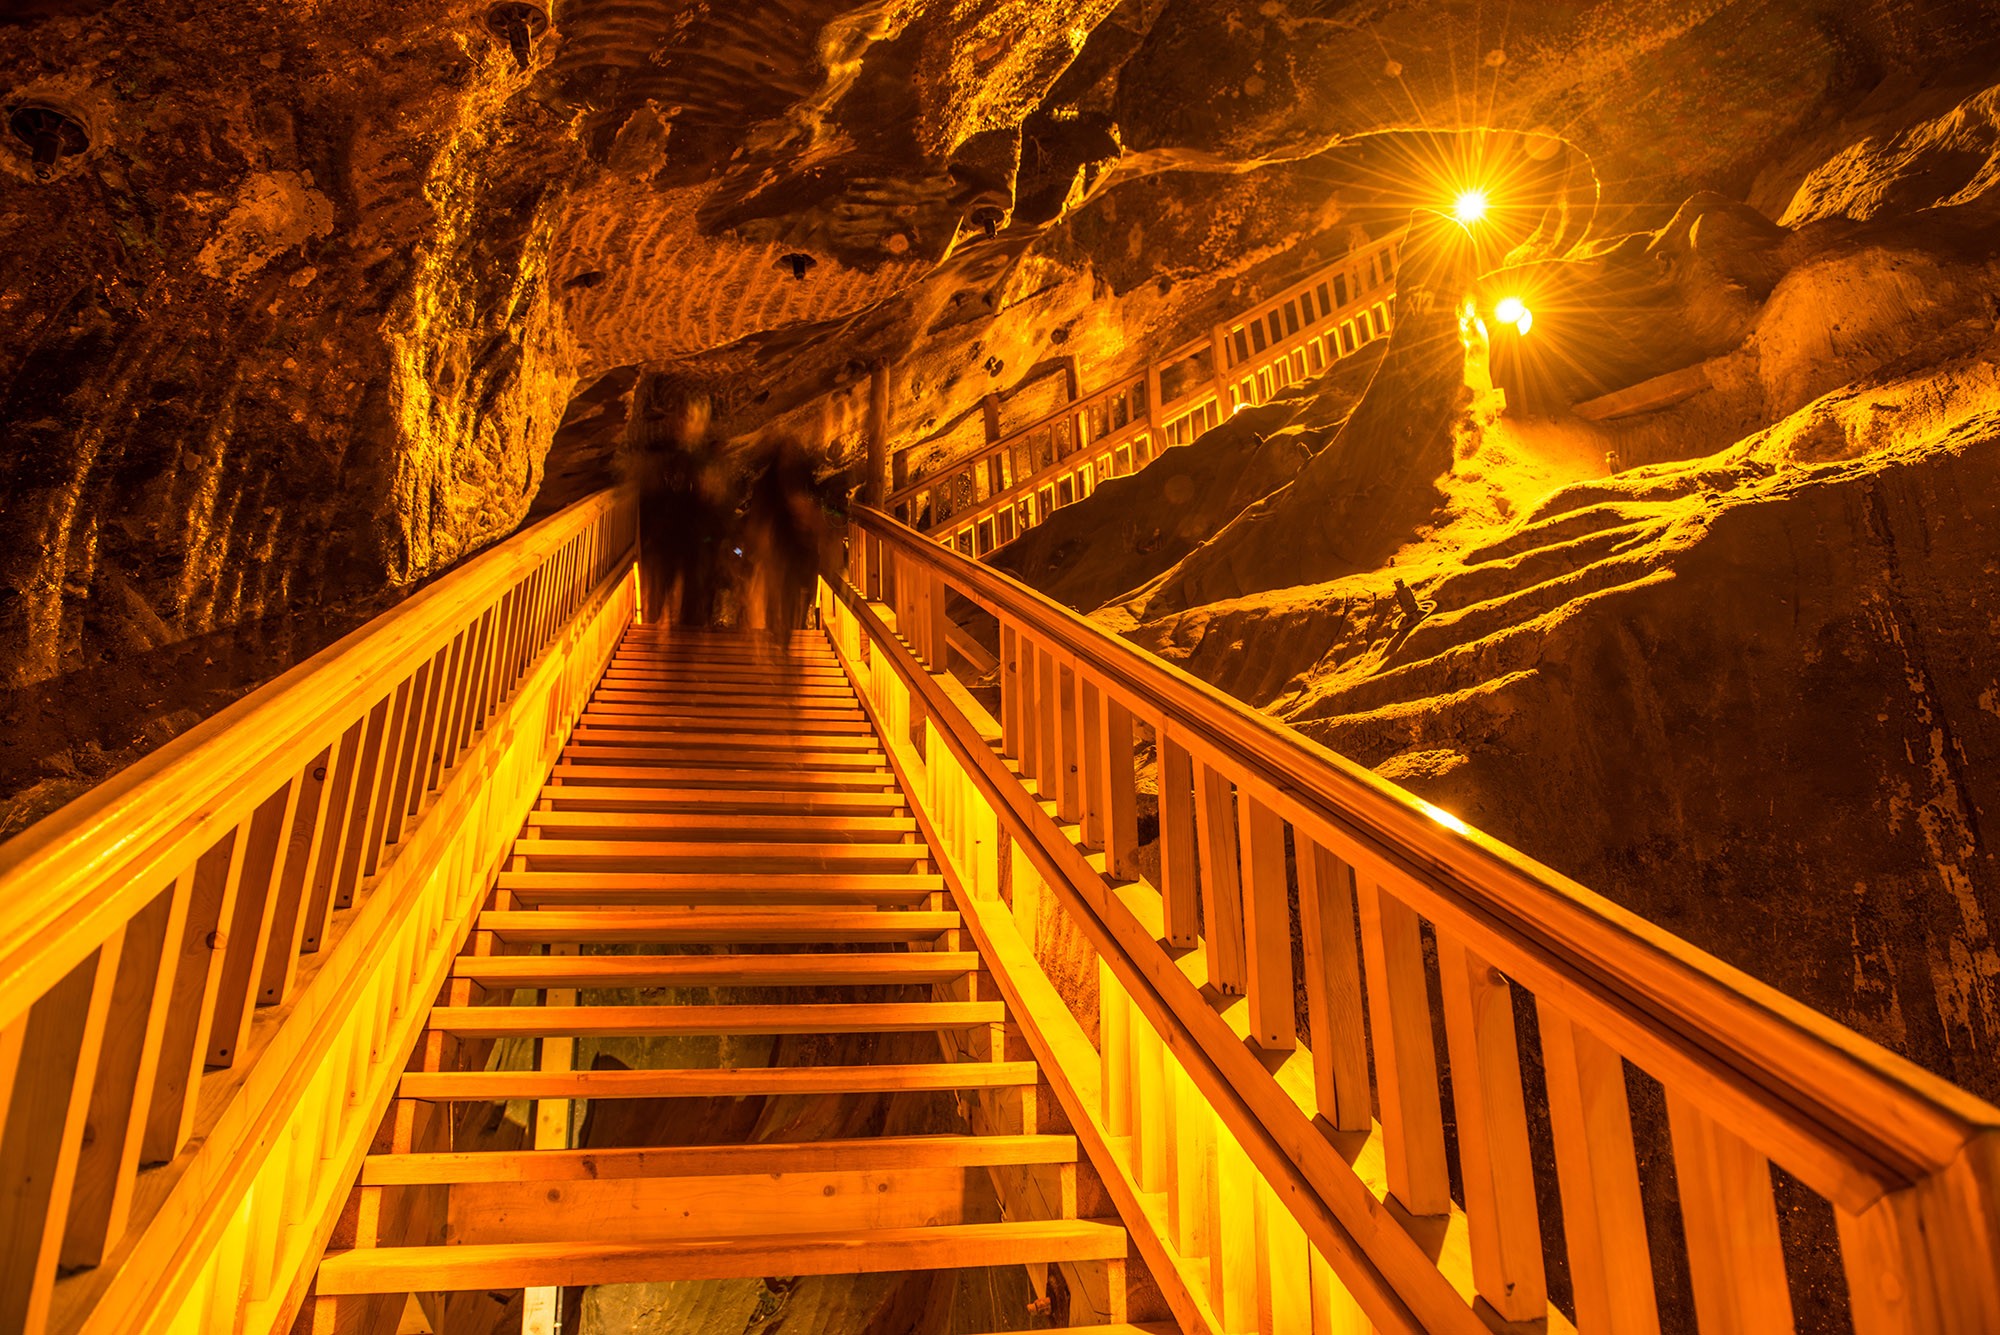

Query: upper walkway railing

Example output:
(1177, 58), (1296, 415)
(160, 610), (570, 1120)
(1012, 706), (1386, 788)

(890, 232), (1404, 558)
(0, 490), (639, 1335)
(838, 504), (2000, 1335)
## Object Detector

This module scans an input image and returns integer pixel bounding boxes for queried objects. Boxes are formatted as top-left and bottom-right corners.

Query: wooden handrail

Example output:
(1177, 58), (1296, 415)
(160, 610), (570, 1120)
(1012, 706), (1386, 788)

(845, 503), (2000, 1333)
(0, 488), (640, 1335)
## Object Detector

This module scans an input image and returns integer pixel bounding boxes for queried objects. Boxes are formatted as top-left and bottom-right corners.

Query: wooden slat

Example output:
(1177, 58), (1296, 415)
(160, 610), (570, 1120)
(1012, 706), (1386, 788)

(0, 937), (121, 1333)
(402, 1061), (1040, 1101)
(579, 710), (867, 731)
(454, 952), (981, 989)
(1192, 763), (1247, 994)
(1158, 736), (1199, 947)
(536, 785), (905, 812)
(1297, 838), (1370, 1133)
(475, 909), (958, 944)
(298, 722), (363, 953)
(427, 1000), (1003, 1038)
(316, 1219), (1127, 1294)
(566, 729), (882, 752)
(257, 745), (332, 1004)
(362, 1134), (1078, 1185)
(551, 763), (895, 790)
(558, 745), (886, 771)
(206, 780), (299, 1067)
(1096, 693), (1141, 881)
(1235, 795), (1295, 1050)
(141, 827), (247, 1163)
(497, 871), (942, 907)
(1667, 1090), (1796, 1335)
(1436, 931), (1546, 1321)
(1538, 1001), (1660, 1335)
(1355, 876), (1450, 1215)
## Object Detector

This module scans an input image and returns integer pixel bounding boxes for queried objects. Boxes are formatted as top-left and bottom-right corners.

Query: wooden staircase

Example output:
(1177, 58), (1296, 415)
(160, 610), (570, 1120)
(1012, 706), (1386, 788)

(312, 627), (1141, 1331)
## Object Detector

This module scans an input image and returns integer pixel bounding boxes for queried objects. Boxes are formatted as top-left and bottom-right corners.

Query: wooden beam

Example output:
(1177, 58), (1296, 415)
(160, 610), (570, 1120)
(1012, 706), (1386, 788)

(453, 952), (980, 989)
(401, 1062), (1040, 1101)
(475, 910), (959, 945)
(425, 1001), (1004, 1038)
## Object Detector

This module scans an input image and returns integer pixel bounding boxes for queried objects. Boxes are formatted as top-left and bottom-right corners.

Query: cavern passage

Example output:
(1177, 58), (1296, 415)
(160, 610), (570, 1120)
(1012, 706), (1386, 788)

(4, 0), (2000, 1333)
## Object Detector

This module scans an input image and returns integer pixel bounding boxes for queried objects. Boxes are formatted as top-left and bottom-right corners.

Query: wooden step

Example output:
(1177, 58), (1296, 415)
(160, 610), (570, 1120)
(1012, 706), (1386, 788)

(550, 764), (896, 791)
(522, 812), (917, 843)
(497, 872), (942, 907)
(426, 999), (999, 1037)
(476, 909), (959, 944)
(558, 746), (887, 771)
(567, 729), (882, 752)
(316, 1220), (1127, 1294)
(454, 951), (980, 989)
(508, 840), (929, 871)
(605, 664), (848, 683)
(537, 785), (906, 813)
(593, 683), (859, 701)
(401, 1061), (1037, 1101)
(360, 1134), (1076, 1186)
(578, 715), (873, 737)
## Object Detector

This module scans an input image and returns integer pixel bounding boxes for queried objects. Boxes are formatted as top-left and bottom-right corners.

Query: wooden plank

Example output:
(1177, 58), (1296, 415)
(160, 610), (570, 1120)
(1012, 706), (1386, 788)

(522, 811), (916, 841)
(1192, 763), (1247, 994)
(1001, 622), (1023, 760)
(1056, 661), (1082, 823)
(551, 763), (895, 790)
(1209, 1120), (1259, 1332)
(445, 1163), (1003, 1244)
(426, 1001), (1004, 1038)
(536, 785), (905, 812)
(497, 871), (942, 907)
(1078, 678), (1106, 848)
(506, 839), (931, 870)
(579, 710), (868, 731)
(1297, 838), (1370, 1133)
(475, 910), (959, 944)
(557, 745), (887, 771)
(1035, 644), (1062, 802)
(207, 779), (300, 1066)
(362, 1135), (1079, 1185)
(0, 936), (120, 1334)
(361, 675), (415, 875)
(1435, 931), (1546, 1321)
(1666, 1090), (1796, 1335)
(1257, 1176), (1315, 1335)
(1158, 736), (1199, 947)
(299, 723), (363, 953)
(316, 1219), (1128, 1294)
(1097, 694), (1141, 881)
(402, 1062), (1040, 1101)
(330, 696), (392, 910)
(565, 728), (882, 752)
(141, 826), (248, 1163)
(454, 952), (981, 989)
(1538, 1001), (1660, 1335)
(60, 885), (186, 1268)
(1354, 876), (1450, 1215)
(1235, 795), (1296, 1050)
(258, 745), (332, 1004)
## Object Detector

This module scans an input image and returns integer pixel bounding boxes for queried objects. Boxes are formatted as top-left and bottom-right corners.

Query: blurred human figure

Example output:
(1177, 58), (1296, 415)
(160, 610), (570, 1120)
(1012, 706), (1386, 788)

(737, 436), (836, 642)
(629, 383), (732, 627)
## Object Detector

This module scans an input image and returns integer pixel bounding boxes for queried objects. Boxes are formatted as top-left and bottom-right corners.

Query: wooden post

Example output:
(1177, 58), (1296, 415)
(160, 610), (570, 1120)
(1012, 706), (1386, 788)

(1192, 764), (1247, 994)
(1157, 736), (1200, 947)
(1235, 797), (1295, 1050)
(1355, 877), (1450, 1215)
(1667, 1091), (1796, 1335)
(1298, 839), (1370, 1132)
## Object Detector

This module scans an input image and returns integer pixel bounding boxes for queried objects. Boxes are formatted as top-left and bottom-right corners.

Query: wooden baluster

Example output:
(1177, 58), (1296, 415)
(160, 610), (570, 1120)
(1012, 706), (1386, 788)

(422, 628), (470, 794)
(1256, 1177), (1314, 1334)
(1538, 1002), (1660, 1335)
(1096, 694), (1141, 880)
(309, 719), (369, 943)
(1035, 646), (1062, 807)
(1837, 1165), (2000, 1335)
(928, 570), (952, 674)
(1297, 839), (1370, 1132)
(1209, 1117), (1260, 1333)
(361, 676), (415, 878)
(1000, 622), (1022, 761)
(1192, 763), (1248, 994)
(258, 745), (332, 1004)
(1056, 659), (1083, 824)
(60, 882), (188, 1269)
(207, 779), (302, 1067)
(1311, 1242), (1373, 1334)
(0, 936), (122, 1333)
(1354, 877), (1450, 1215)
(1130, 1014), (1169, 1194)
(1098, 959), (1131, 1140)
(1014, 635), (1041, 783)
(1436, 931), (1546, 1320)
(1666, 1092), (1796, 1335)
(1235, 796), (1296, 1050)
(142, 825), (249, 1163)
(382, 654), (438, 843)
(1158, 735), (1200, 947)
(1077, 677), (1106, 849)
(1164, 1060), (1214, 1266)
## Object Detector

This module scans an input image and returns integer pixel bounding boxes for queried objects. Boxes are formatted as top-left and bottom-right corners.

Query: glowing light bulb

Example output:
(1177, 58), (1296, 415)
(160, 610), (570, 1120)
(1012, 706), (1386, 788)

(1452, 189), (1489, 224)
(1493, 296), (1532, 335)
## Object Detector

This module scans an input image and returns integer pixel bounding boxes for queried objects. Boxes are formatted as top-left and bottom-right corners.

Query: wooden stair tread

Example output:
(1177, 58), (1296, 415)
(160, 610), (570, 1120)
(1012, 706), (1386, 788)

(523, 811), (918, 840)
(359, 1134), (1077, 1186)
(454, 952), (980, 987)
(316, 1220), (1126, 1294)
(427, 1000), (1000, 1036)
(496, 872), (943, 906)
(579, 710), (869, 729)
(508, 840), (929, 870)
(537, 785), (906, 811)
(477, 909), (958, 942)
(550, 764), (895, 790)
(558, 747), (887, 770)
(402, 1061), (1038, 1100)
(566, 729), (882, 751)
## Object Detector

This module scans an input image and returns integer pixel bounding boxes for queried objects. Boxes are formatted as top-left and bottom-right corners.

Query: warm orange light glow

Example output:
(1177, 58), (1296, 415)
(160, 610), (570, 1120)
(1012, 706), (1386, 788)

(1452, 189), (1489, 224)
(1494, 295), (1532, 334)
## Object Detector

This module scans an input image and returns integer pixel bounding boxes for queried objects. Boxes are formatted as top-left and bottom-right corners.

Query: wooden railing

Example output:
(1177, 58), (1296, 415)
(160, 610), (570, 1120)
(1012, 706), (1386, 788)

(890, 232), (1403, 558)
(837, 506), (2000, 1335)
(0, 490), (639, 1335)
